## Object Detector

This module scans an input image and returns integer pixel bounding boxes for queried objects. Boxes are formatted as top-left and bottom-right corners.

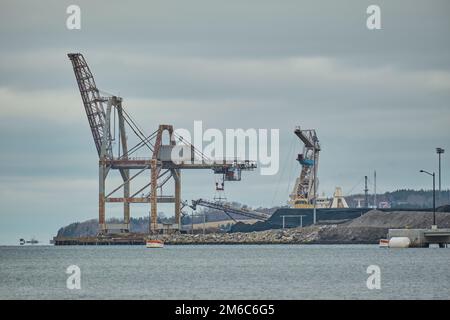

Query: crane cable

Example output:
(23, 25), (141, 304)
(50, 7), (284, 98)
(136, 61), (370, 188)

(284, 135), (298, 202)
(346, 176), (365, 196)
(270, 133), (296, 207)
(172, 132), (212, 163)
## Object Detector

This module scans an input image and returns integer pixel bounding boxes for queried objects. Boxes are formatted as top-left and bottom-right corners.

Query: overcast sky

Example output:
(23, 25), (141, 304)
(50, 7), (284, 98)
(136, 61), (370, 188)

(0, 0), (449, 244)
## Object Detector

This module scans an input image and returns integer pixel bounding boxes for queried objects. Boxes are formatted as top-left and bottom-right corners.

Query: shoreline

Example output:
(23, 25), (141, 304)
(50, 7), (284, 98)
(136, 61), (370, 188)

(53, 225), (382, 246)
(53, 210), (450, 246)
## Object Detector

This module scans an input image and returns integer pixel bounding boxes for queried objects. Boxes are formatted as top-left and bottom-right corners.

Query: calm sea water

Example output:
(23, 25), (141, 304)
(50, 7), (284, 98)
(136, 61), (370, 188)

(0, 245), (449, 299)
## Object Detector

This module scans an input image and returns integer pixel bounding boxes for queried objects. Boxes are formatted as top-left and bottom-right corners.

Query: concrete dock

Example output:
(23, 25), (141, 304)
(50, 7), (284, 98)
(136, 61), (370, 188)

(388, 228), (450, 248)
(53, 235), (146, 245)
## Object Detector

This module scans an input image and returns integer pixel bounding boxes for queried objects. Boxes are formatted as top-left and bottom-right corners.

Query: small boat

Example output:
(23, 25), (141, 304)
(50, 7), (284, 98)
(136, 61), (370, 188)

(19, 238), (39, 245)
(146, 239), (164, 248)
(379, 239), (389, 248)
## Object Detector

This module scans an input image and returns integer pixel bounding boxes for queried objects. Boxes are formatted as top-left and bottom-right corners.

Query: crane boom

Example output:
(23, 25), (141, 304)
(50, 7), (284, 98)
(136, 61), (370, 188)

(289, 126), (321, 208)
(191, 199), (270, 221)
(68, 53), (110, 157)
(294, 127), (321, 151)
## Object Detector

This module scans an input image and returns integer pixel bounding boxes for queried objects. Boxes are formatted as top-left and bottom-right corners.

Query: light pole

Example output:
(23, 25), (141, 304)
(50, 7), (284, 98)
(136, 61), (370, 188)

(420, 170), (436, 228)
(436, 148), (445, 206)
(313, 145), (318, 224)
(313, 172), (316, 224)
(190, 212), (207, 234)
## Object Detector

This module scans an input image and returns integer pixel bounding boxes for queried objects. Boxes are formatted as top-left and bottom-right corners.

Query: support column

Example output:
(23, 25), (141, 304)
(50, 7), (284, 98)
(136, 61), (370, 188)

(117, 102), (130, 230)
(150, 159), (158, 233)
(312, 148), (317, 225)
(172, 169), (181, 230)
(98, 99), (112, 234)
(99, 160), (106, 233)
(123, 169), (130, 228)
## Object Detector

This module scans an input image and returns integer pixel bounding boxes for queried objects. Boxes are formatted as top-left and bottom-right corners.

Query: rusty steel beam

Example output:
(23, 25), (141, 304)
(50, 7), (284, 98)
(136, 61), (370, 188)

(108, 159), (257, 170)
(150, 125), (176, 233)
(150, 159), (159, 232)
(109, 159), (153, 169)
(105, 166), (149, 198)
(117, 101), (130, 226)
(172, 168), (181, 227)
(106, 196), (175, 203)
(98, 160), (107, 231)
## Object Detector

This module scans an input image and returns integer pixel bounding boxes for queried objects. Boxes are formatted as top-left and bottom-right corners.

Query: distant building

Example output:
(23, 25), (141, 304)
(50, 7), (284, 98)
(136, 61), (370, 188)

(378, 201), (391, 209)
(330, 187), (349, 208)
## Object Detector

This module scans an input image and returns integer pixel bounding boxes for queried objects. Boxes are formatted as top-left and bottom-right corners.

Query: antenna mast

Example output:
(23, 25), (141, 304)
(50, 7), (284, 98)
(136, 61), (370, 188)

(373, 170), (377, 209)
(364, 175), (369, 208)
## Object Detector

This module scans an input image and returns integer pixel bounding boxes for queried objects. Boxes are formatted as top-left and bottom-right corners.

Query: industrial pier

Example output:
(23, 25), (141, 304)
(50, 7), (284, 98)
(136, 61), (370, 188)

(60, 53), (450, 248)
(53, 235), (146, 246)
(388, 228), (450, 248)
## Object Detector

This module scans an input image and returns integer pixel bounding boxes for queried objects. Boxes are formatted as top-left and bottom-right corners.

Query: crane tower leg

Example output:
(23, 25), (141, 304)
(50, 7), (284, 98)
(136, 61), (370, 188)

(150, 159), (158, 233)
(117, 102), (130, 229)
(122, 171), (130, 227)
(99, 161), (106, 233)
(173, 169), (181, 228)
(98, 100), (113, 234)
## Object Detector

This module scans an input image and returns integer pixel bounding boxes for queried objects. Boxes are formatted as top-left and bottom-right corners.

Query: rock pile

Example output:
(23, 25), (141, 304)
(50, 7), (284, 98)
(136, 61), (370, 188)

(152, 225), (336, 244)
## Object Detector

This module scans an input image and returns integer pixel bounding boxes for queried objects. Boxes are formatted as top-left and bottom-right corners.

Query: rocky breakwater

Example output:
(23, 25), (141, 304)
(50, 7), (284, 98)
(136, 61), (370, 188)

(152, 225), (335, 244)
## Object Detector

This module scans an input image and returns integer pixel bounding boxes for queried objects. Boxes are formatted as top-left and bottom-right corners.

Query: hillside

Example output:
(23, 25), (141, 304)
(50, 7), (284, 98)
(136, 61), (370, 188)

(344, 210), (450, 229)
(346, 189), (450, 208)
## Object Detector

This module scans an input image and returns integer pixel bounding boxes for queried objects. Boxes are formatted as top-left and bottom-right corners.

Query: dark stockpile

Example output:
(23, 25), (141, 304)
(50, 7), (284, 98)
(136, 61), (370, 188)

(230, 206), (450, 233)
(231, 208), (371, 232)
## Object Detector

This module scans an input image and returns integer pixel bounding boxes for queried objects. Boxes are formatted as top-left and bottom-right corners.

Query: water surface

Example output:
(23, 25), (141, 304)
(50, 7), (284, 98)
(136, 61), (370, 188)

(0, 245), (448, 299)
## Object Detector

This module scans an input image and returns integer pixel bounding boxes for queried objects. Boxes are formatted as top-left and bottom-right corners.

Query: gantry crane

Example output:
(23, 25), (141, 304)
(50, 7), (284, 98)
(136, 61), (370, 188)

(68, 53), (256, 234)
(289, 126), (321, 208)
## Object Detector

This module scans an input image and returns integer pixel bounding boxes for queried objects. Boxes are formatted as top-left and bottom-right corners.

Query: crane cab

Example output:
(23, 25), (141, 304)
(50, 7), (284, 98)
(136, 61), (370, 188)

(297, 154), (314, 166)
(291, 198), (314, 208)
(224, 167), (241, 181)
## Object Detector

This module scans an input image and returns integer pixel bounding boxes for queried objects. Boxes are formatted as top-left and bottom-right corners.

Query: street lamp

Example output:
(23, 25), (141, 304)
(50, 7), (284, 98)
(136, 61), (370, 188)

(436, 148), (445, 206)
(313, 146), (317, 225)
(420, 170), (436, 228)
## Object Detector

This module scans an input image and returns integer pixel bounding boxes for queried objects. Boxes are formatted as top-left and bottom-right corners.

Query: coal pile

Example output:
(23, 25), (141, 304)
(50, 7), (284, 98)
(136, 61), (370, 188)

(231, 208), (370, 233)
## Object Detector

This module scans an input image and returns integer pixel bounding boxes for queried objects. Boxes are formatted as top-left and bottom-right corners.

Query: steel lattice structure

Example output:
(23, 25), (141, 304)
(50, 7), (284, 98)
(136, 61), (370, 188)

(289, 126), (321, 208)
(68, 53), (257, 234)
